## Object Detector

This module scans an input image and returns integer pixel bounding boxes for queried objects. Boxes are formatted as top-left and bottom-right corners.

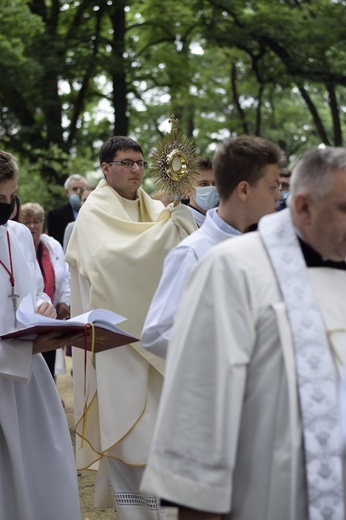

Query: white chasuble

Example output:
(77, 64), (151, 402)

(141, 211), (346, 520)
(259, 209), (345, 520)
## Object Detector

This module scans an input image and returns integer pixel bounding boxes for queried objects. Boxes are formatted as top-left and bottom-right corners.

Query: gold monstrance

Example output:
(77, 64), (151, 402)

(150, 115), (199, 204)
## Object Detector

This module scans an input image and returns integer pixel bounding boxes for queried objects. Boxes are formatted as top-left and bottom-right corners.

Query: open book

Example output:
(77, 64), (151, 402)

(0, 295), (138, 353)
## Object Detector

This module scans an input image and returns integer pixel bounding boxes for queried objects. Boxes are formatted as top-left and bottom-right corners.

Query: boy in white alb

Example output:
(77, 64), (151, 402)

(142, 135), (283, 359)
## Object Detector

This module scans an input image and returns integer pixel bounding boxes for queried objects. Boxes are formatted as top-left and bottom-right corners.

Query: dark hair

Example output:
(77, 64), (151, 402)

(279, 167), (291, 178)
(99, 136), (143, 165)
(213, 135), (283, 201)
(197, 156), (213, 170)
(11, 196), (21, 221)
(0, 151), (19, 183)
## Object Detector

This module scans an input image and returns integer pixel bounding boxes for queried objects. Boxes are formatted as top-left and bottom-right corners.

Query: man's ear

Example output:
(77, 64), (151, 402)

(185, 187), (196, 200)
(101, 162), (110, 181)
(293, 192), (313, 224)
(236, 181), (249, 201)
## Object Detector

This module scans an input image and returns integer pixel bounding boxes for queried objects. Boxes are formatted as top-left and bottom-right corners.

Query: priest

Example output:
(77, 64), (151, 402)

(0, 150), (82, 520)
(140, 146), (346, 520)
(66, 135), (197, 519)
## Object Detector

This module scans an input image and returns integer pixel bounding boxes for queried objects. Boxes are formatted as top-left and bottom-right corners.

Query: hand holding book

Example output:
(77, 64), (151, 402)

(1, 295), (138, 354)
(32, 330), (86, 354)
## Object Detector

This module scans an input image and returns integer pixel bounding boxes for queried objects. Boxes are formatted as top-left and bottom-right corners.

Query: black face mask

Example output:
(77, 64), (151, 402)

(0, 199), (15, 226)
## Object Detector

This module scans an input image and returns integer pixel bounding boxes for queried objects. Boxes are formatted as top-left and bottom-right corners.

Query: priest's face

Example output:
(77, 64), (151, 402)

(305, 168), (346, 261)
(247, 164), (281, 223)
(101, 149), (144, 200)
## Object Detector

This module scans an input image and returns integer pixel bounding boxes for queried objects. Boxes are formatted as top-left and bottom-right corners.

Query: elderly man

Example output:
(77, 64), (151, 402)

(47, 173), (87, 245)
(141, 146), (346, 520)
(66, 135), (197, 519)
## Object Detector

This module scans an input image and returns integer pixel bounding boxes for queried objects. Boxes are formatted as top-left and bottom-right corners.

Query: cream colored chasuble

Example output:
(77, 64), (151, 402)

(66, 179), (197, 474)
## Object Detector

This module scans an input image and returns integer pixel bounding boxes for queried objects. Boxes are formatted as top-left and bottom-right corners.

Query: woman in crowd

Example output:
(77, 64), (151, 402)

(21, 202), (70, 378)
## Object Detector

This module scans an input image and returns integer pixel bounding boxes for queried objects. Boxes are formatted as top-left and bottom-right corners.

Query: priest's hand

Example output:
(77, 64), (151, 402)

(33, 331), (84, 355)
(35, 301), (57, 319)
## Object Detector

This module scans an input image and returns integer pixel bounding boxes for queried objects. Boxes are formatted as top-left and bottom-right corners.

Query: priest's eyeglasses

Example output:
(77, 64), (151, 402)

(108, 160), (148, 169)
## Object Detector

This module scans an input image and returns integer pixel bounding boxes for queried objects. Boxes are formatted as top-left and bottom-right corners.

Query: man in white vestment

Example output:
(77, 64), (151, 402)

(65, 136), (197, 519)
(142, 135), (283, 359)
(0, 151), (82, 520)
(140, 146), (346, 520)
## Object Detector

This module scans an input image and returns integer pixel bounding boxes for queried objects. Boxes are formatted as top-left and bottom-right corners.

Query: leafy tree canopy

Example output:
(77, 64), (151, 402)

(0, 0), (345, 208)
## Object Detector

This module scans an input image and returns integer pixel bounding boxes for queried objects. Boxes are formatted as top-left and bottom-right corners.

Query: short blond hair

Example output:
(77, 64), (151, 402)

(21, 202), (45, 222)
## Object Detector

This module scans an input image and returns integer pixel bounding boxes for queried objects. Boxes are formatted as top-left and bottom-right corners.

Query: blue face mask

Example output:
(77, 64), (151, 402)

(279, 190), (289, 200)
(278, 190), (289, 211)
(69, 193), (81, 210)
(195, 186), (219, 212)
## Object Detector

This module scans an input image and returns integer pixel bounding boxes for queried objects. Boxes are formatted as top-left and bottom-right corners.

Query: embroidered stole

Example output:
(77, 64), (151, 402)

(259, 209), (345, 520)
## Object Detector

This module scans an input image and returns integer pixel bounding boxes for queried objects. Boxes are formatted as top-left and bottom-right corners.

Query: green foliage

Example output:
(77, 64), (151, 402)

(18, 164), (64, 213)
(0, 0), (346, 203)
(17, 144), (70, 209)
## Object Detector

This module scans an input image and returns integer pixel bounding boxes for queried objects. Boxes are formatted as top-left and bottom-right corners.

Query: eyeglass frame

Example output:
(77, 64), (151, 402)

(22, 219), (43, 227)
(108, 160), (148, 169)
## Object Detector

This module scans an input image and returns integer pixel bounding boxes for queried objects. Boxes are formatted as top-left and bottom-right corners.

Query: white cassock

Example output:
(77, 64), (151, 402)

(186, 205), (206, 227)
(141, 211), (346, 520)
(141, 208), (241, 358)
(0, 221), (81, 520)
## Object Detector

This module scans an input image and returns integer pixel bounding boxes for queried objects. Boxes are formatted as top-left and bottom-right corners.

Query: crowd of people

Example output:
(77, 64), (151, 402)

(1, 133), (346, 520)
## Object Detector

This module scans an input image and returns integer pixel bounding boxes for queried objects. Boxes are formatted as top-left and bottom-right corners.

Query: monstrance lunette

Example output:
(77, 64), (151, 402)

(150, 114), (199, 205)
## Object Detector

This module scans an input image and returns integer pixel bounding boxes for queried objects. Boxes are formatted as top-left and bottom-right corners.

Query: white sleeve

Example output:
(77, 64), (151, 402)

(34, 258), (51, 307)
(63, 222), (74, 254)
(141, 246), (199, 358)
(0, 340), (34, 383)
(8, 250), (51, 382)
(0, 225), (49, 383)
(0, 249), (44, 383)
(53, 240), (70, 306)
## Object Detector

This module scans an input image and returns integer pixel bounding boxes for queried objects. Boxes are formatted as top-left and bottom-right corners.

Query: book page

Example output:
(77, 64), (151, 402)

(17, 294), (126, 328)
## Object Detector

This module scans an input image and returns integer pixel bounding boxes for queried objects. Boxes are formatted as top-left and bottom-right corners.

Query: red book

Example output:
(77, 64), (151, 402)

(0, 307), (138, 353)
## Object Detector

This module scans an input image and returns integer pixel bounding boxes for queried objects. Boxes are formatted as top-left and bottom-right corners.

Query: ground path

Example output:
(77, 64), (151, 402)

(57, 355), (116, 520)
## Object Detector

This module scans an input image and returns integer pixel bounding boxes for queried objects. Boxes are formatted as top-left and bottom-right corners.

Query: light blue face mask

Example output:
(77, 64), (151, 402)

(279, 190), (289, 200)
(195, 186), (219, 211)
(69, 193), (81, 210)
